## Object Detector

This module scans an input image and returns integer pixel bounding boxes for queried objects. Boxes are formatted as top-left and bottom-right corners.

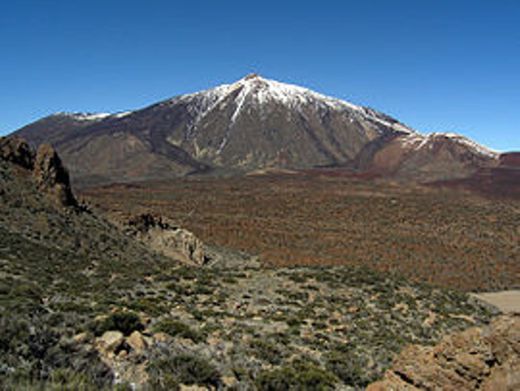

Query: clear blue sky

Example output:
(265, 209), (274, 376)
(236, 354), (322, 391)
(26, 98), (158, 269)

(1, 0), (519, 151)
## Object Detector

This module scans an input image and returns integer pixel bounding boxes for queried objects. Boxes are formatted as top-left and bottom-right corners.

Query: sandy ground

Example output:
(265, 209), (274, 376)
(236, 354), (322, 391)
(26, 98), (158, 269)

(473, 290), (520, 314)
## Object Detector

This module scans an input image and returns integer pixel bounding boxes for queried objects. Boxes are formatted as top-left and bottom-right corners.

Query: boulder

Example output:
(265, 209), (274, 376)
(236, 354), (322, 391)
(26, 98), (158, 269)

(96, 331), (125, 356)
(72, 332), (90, 344)
(126, 330), (147, 353)
(222, 376), (238, 388)
(152, 332), (171, 343)
(367, 315), (520, 390)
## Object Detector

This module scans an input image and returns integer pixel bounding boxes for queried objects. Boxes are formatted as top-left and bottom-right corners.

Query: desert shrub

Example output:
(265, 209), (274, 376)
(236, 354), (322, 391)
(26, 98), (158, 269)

(152, 319), (204, 343)
(91, 311), (143, 336)
(175, 267), (198, 280)
(190, 309), (205, 321)
(146, 372), (180, 391)
(288, 291), (309, 301)
(147, 353), (220, 388)
(129, 297), (169, 316)
(50, 301), (91, 314)
(0, 371), (121, 391)
(288, 273), (308, 283)
(249, 339), (286, 365)
(6, 282), (43, 311)
(325, 351), (374, 387)
(192, 283), (214, 295)
(167, 282), (193, 296)
(256, 361), (337, 390)
(286, 316), (302, 328)
(222, 275), (238, 284)
(48, 368), (104, 390)
(0, 314), (113, 389)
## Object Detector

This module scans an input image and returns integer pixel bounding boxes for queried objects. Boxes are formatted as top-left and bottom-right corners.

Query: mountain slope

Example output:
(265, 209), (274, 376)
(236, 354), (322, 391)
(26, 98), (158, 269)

(13, 75), (414, 184)
(358, 132), (500, 181)
(13, 74), (500, 185)
(1, 136), (498, 390)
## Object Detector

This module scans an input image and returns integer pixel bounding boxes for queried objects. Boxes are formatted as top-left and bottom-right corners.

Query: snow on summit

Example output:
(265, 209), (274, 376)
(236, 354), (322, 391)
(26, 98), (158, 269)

(171, 74), (416, 134)
(46, 75), (495, 162)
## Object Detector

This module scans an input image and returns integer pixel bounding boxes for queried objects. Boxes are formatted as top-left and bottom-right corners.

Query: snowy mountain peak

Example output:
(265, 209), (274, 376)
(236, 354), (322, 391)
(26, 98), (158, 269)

(13, 75), (504, 185)
(230, 74), (354, 109)
(172, 75), (415, 134)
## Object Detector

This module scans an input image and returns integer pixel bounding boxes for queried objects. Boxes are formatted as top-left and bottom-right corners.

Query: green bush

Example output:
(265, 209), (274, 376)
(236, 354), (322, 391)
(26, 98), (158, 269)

(147, 373), (180, 391)
(249, 339), (286, 365)
(152, 319), (204, 343)
(0, 314), (113, 389)
(256, 361), (337, 390)
(0, 370), (122, 391)
(49, 368), (103, 390)
(91, 311), (143, 336)
(148, 353), (220, 388)
(325, 351), (373, 387)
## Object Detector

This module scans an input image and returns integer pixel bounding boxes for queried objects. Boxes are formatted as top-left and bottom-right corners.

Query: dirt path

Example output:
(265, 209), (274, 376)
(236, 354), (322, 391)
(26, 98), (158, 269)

(473, 290), (520, 314)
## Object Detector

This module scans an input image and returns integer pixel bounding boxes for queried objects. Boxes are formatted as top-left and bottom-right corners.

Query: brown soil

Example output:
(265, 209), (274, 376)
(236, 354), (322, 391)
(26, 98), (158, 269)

(80, 173), (520, 292)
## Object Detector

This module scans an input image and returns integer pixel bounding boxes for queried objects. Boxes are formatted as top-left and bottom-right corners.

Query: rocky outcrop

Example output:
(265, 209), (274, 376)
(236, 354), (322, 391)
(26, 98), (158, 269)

(1, 137), (78, 207)
(33, 143), (77, 207)
(0, 136), (34, 169)
(126, 214), (208, 266)
(367, 315), (520, 391)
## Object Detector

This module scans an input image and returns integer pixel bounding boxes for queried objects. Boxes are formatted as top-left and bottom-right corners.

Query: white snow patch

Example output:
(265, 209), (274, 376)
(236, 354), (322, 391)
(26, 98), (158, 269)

(399, 132), (498, 158)
(54, 111), (134, 121)
(437, 133), (498, 158)
(168, 74), (416, 136)
(55, 112), (111, 121)
(113, 111), (132, 119)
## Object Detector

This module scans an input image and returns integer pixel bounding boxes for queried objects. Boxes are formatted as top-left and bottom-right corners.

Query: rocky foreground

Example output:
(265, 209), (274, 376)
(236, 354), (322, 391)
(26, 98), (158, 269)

(0, 137), (517, 390)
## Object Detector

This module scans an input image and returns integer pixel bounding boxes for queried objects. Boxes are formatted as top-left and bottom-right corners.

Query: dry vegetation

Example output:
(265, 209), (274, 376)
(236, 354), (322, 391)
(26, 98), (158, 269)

(81, 172), (520, 292)
(0, 157), (509, 389)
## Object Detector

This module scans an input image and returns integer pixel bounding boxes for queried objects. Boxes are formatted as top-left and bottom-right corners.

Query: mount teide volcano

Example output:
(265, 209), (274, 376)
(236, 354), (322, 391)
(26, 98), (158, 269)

(13, 74), (499, 185)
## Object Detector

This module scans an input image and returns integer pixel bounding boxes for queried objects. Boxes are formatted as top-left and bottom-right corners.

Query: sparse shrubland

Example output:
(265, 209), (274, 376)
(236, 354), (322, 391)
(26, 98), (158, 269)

(0, 154), (508, 389)
(82, 174), (520, 292)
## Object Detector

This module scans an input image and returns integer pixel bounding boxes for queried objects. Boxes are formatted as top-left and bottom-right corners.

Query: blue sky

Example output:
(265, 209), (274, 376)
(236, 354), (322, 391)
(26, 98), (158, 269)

(1, 0), (519, 151)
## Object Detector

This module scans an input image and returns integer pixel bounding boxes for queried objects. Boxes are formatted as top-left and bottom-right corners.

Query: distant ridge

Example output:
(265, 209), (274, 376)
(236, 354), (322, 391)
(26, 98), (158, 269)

(12, 74), (501, 185)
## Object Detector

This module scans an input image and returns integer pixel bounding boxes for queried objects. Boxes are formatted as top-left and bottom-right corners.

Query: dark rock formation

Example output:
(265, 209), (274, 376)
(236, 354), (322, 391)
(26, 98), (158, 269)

(0, 136), (34, 169)
(32, 143), (77, 207)
(1, 137), (77, 207)
(127, 213), (171, 233)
